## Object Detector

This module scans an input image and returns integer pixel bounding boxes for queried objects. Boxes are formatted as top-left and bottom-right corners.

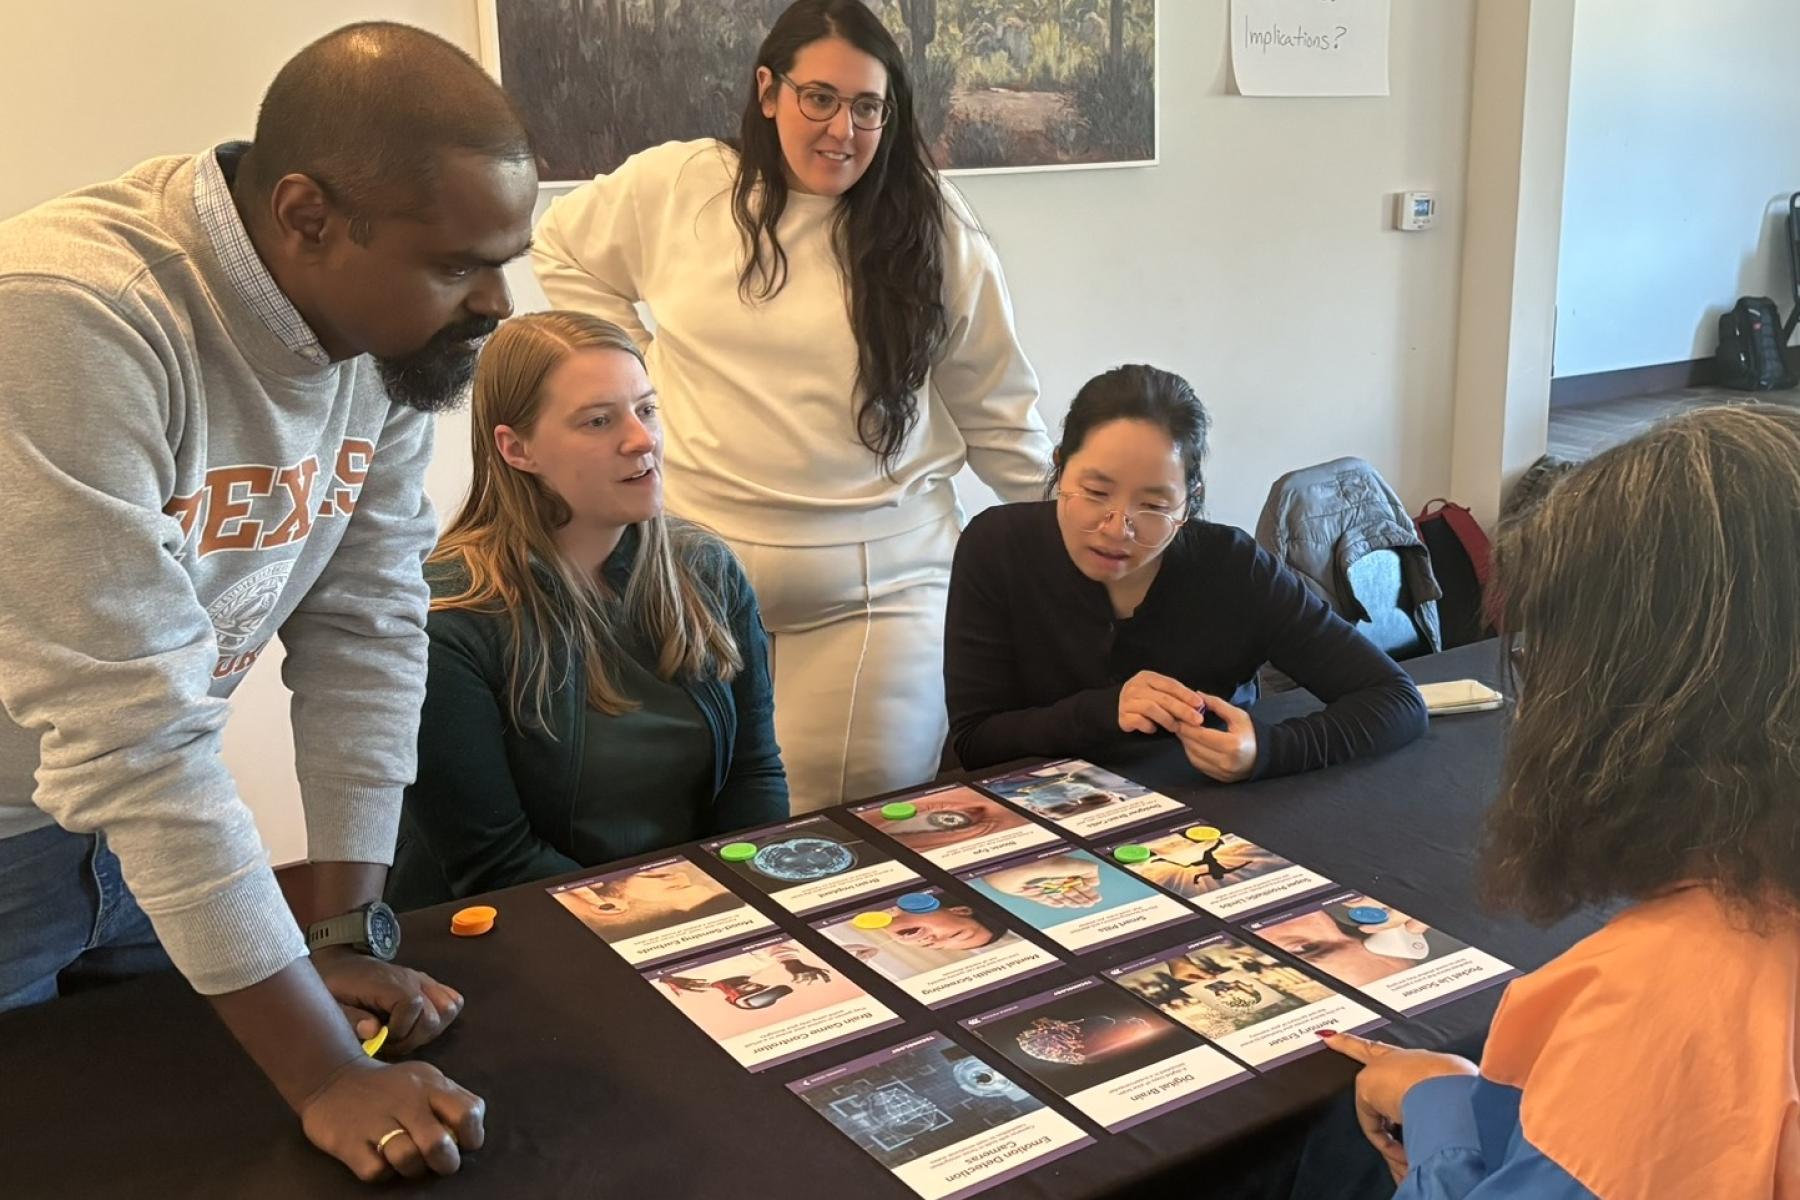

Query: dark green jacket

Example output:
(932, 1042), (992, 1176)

(387, 527), (787, 910)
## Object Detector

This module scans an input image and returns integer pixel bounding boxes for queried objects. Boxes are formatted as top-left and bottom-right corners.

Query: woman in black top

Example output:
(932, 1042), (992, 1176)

(944, 365), (1426, 781)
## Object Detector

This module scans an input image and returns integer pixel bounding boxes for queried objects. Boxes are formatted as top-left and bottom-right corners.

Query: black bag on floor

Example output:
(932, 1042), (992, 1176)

(1715, 296), (1796, 391)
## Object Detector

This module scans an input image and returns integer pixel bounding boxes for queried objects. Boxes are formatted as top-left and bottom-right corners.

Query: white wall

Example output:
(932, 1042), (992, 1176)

(3, 0), (1477, 864)
(1555, 0), (1800, 377)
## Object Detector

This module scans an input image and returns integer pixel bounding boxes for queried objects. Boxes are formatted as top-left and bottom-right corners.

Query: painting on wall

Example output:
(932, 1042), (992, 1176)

(478, 0), (1157, 183)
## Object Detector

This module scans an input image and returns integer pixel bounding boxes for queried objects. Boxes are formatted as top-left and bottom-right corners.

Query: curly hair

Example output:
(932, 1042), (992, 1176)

(1481, 404), (1800, 923)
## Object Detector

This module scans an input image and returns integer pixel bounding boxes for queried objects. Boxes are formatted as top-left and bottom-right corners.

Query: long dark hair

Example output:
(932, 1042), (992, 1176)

(1481, 405), (1800, 923)
(730, 0), (947, 472)
(1048, 365), (1211, 516)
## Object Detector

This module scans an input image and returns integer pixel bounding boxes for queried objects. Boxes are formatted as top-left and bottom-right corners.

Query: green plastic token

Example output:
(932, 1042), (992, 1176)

(1113, 844), (1152, 864)
(719, 842), (758, 862)
(880, 802), (918, 820)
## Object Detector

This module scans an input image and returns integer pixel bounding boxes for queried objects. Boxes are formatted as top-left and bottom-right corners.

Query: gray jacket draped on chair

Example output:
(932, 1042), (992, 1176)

(1255, 457), (1442, 656)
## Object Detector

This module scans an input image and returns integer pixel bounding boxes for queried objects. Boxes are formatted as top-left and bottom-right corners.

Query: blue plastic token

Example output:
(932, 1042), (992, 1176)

(719, 841), (758, 862)
(880, 802), (918, 820)
(896, 892), (940, 913)
(1347, 905), (1390, 925)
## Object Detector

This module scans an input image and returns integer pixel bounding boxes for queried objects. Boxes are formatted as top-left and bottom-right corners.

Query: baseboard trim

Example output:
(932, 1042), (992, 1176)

(1550, 358), (1716, 409)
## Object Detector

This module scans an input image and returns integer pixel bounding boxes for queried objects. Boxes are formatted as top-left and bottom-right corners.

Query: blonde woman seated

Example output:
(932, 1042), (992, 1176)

(388, 313), (787, 909)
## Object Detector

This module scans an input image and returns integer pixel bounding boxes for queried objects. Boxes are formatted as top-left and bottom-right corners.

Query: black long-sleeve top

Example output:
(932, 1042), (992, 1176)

(944, 501), (1427, 778)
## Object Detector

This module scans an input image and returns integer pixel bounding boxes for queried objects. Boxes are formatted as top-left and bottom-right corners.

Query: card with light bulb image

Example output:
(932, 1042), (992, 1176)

(1245, 891), (1517, 1014)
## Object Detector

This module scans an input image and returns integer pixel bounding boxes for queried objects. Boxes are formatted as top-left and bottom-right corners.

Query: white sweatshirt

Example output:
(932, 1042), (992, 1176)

(532, 140), (1052, 547)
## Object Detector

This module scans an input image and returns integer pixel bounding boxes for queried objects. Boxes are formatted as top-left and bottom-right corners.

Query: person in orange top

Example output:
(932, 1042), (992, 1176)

(1325, 405), (1800, 1198)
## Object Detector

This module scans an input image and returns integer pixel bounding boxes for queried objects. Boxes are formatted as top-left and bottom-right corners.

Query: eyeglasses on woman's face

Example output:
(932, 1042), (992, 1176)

(1056, 489), (1187, 548)
(777, 73), (892, 130)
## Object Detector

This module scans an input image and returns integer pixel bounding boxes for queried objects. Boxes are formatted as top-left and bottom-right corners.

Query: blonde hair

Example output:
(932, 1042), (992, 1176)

(430, 311), (742, 725)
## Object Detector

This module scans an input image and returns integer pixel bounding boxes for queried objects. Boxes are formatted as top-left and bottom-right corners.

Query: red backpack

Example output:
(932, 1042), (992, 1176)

(1414, 500), (1493, 648)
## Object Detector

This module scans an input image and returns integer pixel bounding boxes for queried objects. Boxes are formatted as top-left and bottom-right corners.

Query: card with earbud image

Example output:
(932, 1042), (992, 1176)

(1246, 891), (1517, 1014)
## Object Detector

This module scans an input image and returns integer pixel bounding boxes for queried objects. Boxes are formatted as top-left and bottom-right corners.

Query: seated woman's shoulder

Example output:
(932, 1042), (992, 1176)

(423, 555), (476, 601)
(668, 518), (747, 593)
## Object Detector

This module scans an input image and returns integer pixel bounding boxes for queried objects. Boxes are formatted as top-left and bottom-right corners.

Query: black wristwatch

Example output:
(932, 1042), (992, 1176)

(306, 900), (401, 962)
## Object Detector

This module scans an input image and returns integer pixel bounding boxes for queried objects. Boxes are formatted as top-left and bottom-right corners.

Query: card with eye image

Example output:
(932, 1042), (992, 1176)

(976, 759), (1188, 839)
(701, 815), (920, 916)
(812, 886), (1063, 1009)
(849, 785), (1062, 872)
(962, 977), (1251, 1131)
(958, 846), (1195, 954)
(546, 855), (775, 967)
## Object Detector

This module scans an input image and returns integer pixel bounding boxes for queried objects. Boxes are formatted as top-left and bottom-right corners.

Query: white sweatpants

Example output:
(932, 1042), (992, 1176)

(725, 512), (959, 814)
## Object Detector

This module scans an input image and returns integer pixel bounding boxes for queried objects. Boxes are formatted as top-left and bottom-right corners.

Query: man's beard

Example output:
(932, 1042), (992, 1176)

(375, 316), (500, 413)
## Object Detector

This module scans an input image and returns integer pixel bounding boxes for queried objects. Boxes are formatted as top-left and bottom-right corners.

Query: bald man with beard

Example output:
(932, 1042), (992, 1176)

(0, 22), (539, 1182)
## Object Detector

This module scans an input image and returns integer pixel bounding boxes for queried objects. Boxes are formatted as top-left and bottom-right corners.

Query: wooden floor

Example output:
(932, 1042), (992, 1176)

(1546, 385), (1778, 460)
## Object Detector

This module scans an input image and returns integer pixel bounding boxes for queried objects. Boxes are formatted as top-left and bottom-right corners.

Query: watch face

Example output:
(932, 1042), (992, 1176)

(366, 903), (401, 959)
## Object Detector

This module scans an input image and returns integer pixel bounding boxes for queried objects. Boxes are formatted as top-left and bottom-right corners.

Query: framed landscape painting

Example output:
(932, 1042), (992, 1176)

(478, 0), (1158, 183)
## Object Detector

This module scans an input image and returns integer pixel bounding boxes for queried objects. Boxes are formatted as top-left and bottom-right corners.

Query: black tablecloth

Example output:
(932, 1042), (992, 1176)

(0, 642), (1601, 1199)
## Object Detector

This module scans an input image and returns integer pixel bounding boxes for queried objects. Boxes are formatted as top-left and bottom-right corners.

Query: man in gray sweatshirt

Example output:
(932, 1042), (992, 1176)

(0, 23), (537, 1183)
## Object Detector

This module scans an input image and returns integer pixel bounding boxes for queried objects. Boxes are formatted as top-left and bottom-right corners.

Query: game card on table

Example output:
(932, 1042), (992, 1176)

(848, 785), (1061, 872)
(643, 935), (901, 1071)
(1100, 820), (1336, 921)
(976, 759), (1187, 839)
(1107, 931), (1385, 1069)
(812, 886), (1062, 1008)
(546, 855), (775, 967)
(789, 1034), (1092, 1200)
(963, 977), (1250, 1131)
(702, 814), (920, 915)
(959, 846), (1195, 954)
(1247, 891), (1518, 1015)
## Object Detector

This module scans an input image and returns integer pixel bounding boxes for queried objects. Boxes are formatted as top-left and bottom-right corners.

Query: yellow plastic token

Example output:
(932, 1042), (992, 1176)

(361, 1024), (390, 1058)
(1184, 825), (1223, 843)
(451, 905), (497, 937)
(850, 911), (893, 930)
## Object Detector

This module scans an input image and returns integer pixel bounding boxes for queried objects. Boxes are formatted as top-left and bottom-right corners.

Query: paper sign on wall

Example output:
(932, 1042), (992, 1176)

(1230, 0), (1391, 97)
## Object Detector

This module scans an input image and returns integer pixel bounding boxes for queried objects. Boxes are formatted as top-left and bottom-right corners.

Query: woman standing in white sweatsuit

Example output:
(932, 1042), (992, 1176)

(532, 0), (1052, 812)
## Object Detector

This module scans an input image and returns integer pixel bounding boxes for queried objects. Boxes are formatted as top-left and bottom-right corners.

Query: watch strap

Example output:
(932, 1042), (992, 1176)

(306, 909), (367, 952)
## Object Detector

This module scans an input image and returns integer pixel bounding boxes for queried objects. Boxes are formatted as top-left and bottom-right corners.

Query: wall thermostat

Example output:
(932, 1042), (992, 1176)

(1393, 191), (1436, 231)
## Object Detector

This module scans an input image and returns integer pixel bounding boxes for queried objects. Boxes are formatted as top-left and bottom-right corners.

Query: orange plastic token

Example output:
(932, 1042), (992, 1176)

(451, 905), (497, 937)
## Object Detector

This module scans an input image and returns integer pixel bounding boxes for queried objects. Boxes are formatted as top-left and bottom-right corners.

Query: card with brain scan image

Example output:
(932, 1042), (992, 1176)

(702, 815), (920, 915)
(790, 1033), (1092, 1199)
(962, 978), (1250, 1131)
